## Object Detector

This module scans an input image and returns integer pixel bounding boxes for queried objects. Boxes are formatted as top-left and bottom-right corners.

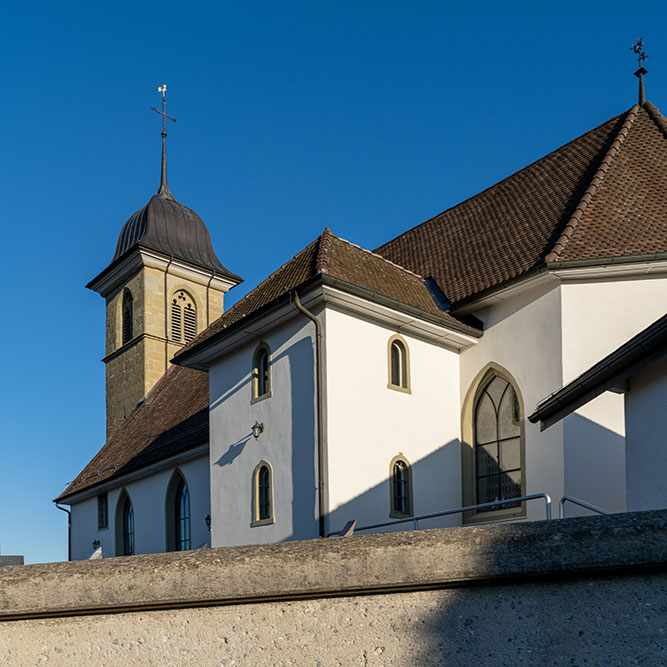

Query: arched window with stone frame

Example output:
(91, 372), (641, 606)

(252, 460), (274, 526)
(387, 334), (410, 393)
(389, 454), (413, 518)
(165, 470), (191, 552)
(171, 290), (197, 343)
(252, 343), (271, 401)
(115, 489), (135, 556)
(461, 364), (525, 523)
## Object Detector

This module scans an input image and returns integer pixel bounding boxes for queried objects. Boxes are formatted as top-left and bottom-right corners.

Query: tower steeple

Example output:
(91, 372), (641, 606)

(152, 84), (176, 199)
(87, 86), (242, 439)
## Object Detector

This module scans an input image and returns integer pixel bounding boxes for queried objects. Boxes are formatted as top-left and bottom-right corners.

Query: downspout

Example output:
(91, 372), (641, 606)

(55, 503), (71, 561)
(205, 270), (215, 327)
(293, 292), (326, 538)
(164, 256), (174, 372)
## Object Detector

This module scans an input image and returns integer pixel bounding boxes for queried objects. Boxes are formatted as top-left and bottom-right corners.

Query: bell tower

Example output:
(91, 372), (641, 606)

(87, 86), (242, 439)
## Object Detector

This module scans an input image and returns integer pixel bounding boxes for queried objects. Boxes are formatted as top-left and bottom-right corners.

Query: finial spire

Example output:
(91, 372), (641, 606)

(630, 38), (648, 106)
(151, 84), (177, 198)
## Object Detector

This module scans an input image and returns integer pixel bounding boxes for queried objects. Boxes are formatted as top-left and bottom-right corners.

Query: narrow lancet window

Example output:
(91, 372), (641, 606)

(116, 491), (135, 556)
(390, 455), (413, 517)
(174, 477), (191, 551)
(253, 461), (274, 525)
(122, 290), (133, 344)
(252, 344), (271, 400)
(388, 335), (410, 391)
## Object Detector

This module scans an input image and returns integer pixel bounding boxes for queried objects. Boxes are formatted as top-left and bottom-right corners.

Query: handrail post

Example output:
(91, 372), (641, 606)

(544, 493), (552, 520)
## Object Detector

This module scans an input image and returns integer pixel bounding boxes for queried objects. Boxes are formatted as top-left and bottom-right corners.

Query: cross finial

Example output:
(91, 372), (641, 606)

(151, 84), (177, 198)
(630, 38), (649, 106)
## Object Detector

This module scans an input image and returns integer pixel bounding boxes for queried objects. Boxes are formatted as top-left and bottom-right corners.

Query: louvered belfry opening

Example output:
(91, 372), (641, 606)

(171, 290), (197, 343)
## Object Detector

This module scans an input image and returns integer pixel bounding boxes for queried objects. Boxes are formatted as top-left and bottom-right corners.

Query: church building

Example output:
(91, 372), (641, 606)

(56, 77), (667, 560)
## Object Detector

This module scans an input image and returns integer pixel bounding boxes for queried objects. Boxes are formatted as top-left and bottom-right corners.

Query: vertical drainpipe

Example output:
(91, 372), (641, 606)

(293, 292), (325, 538)
(205, 270), (215, 327)
(55, 503), (71, 561)
(164, 256), (174, 372)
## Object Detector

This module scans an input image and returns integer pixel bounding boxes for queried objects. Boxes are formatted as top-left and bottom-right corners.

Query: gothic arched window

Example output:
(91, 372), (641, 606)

(474, 374), (522, 510)
(252, 344), (271, 401)
(115, 490), (134, 556)
(122, 289), (133, 344)
(253, 461), (274, 526)
(389, 455), (413, 517)
(166, 471), (191, 552)
(387, 335), (410, 392)
(171, 290), (197, 343)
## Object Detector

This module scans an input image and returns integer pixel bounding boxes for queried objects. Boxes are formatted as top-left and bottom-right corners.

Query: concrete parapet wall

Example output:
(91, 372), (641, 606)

(1, 511), (667, 664)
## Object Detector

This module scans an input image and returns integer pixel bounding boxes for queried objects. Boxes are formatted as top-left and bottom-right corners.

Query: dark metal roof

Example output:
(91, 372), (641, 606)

(111, 190), (242, 282)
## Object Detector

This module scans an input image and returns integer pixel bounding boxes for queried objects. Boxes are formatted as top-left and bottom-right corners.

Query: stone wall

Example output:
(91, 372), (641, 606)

(1, 511), (667, 665)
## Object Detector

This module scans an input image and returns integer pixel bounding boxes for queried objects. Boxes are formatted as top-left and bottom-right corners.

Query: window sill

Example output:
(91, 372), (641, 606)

(387, 383), (411, 394)
(251, 517), (275, 527)
(462, 504), (526, 525)
(389, 511), (413, 520)
(251, 391), (272, 405)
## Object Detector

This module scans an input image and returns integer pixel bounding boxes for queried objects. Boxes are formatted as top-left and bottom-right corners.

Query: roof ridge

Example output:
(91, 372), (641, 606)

(375, 110), (628, 254)
(644, 101), (667, 140)
(545, 104), (640, 263)
(205, 236), (322, 331)
(333, 233), (425, 279)
(315, 226), (334, 273)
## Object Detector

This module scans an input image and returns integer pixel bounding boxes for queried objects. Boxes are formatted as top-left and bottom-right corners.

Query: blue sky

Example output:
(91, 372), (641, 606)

(1, 1), (665, 563)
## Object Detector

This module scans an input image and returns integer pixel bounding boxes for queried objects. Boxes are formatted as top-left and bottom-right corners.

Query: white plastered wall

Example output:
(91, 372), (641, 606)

(208, 315), (319, 547)
(323, 307), (463, 534)
(625, 355), (667, 511)
(459, 282), (564, 521)
(69, 455), (210, 560)
(560, 276), (667, 513)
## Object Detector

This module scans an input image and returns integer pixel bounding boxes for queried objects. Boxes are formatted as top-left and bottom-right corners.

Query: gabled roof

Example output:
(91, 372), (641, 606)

(55, 365), (209, 502)
(529, 313), (667, 431)
(375, 102), (667, 304)
(173, 228), (481, 364)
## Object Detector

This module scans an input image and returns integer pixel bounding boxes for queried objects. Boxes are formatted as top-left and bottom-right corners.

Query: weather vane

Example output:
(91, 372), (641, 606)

(151, 84), (176, 136)
(630, 38), (648, 69)
(630, 39), (648, 106)
(152, 84), (176, 197)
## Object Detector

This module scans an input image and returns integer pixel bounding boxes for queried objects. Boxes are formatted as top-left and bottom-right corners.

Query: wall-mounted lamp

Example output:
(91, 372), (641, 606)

(251, 421), (265, 439)
(92, 540), (100, 550)
(205, 514), (211, 532)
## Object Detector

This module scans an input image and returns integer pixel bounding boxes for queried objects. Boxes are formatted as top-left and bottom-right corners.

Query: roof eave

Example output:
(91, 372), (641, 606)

(174, 273), (482, 370)
(529, 314), (667, 430)
(87, 242), (243, 295)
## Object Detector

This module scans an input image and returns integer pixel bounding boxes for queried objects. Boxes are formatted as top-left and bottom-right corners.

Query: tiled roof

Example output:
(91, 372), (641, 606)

(55, 365), (209, 501)
(375, 102), (667, 304)
(174, 229), (479, 360)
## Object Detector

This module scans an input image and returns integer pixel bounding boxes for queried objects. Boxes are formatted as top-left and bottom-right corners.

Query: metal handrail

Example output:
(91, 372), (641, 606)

(327, 493), (552, 537)
(559, 495), (609, 519)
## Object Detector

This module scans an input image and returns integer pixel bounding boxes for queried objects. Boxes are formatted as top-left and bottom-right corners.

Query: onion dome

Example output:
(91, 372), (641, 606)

(109, 118), (241, 283)
(113, 190), (240, 281)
